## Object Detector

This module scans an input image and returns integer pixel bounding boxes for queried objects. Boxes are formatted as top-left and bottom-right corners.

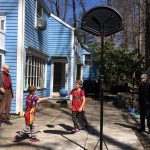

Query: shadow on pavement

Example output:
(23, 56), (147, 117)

(103, 134), (138, 150)
(61, 134), (87, 150)
(11, 100), (140, 150)
(43, 129), (71, 135)
(46, 124), (55, 128)
(114, 122), (137, 130)
(0, 142), (53, 150)
(58, 123), (73, 131)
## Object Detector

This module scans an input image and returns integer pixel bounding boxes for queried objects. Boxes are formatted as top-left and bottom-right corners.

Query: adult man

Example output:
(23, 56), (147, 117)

(137, 74), (148, 132)
(145, 74), (150, 134)
(0, 64), (13, 126)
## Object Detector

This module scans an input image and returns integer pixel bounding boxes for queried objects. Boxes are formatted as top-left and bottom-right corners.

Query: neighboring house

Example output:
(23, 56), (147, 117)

(81, 44), (97, 81)
(48, 14), (77, 97)
(0, 0), (80, 114)
(79, 44), (98, 95)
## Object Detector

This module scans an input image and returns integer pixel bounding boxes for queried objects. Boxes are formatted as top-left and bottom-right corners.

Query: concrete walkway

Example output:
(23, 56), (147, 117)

(0, 98), (144, 150)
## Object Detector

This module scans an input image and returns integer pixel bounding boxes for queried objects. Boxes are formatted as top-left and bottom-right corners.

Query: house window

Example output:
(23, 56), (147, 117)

(0, 16), (6, 50)
(25, 55), (47, 89)
(35, 0), (43, 27)
(0, 16), (5, 33)
(85, 54), (91, 65)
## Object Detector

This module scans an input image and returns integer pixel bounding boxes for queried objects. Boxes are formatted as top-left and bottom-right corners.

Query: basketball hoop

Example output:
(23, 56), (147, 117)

(81, 6), (123, 150)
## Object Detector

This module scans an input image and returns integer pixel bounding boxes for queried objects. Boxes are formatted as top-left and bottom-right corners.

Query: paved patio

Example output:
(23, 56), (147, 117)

(0, 98), (144, 150)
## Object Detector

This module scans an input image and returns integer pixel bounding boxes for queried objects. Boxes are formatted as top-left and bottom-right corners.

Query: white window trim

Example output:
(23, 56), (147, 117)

(25, 55), (47, 90)
(70, 30), (74, 90)
(16, 0), (25, 114)
(44, 63), (47, 87)
(50, 63), (54, 97)
(0, 53), (4, 71)
(35, 0), (38, 28)
(50, 57), (68, 97)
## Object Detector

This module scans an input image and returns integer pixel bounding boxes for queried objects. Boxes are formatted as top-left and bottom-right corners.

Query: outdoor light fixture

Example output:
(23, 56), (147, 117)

(81, 6), (123, 150)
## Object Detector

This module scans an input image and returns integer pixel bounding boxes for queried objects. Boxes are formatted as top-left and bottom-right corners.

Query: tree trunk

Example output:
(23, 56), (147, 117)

(79, 0), (86, 13)
(49, 0), (54, 13)
(72, 0), (77, 28)
(63, 0), (68, 21)
(145, 0), (150, 69)
(108, 0), (112, 6)
(56, 0), (60, 17)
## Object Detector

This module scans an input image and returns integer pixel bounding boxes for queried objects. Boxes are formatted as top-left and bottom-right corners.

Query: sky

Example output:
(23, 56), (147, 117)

(45, 0), (107, 25)
(75, 0), (107, 16)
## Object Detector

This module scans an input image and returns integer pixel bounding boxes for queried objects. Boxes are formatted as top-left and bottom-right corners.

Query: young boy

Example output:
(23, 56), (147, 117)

(14, 86), (49, 142)
(70, 80), (89, 133)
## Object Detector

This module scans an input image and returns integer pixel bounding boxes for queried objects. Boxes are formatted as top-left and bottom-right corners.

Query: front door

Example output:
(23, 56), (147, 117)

(53, 62), (65, 92)
(76, 65), (81, 80)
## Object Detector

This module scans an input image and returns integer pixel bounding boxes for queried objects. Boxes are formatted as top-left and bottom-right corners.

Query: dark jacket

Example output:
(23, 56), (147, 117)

(0, 72), (13, 99)
(138, 83), (147, 105)
(146, 83), (150, 104)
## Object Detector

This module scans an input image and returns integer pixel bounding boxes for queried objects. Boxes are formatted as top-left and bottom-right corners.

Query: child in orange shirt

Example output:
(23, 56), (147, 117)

(14, 86), (49, 142)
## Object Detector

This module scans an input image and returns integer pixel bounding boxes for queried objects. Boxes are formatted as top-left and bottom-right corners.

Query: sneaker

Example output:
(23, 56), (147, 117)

(85, 124), (90, 130)
(29, 137), (40, 142)
(147, 130), (150, 134)
(136, 126), (145, 132)
(0, 119), (3, 127)
(13, 135), (21, 142)
(71, 128), (79, 134)
(3, 120), (13, 125)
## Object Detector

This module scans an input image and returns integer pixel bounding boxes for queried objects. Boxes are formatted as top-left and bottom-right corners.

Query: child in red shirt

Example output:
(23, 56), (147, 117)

(14, 86), (49, 142)
(70, 80), (89, 133)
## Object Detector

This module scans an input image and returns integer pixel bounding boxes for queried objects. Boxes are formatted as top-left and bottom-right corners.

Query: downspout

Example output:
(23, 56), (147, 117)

(16, 0), (25, 114)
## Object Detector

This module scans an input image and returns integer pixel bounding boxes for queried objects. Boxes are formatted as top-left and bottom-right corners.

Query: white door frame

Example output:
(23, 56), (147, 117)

(50, 57), (68, 97)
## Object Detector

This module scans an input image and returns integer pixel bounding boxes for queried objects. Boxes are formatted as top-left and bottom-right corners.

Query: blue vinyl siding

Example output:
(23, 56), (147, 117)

(83, 65), (97, 81)
(0, 0), (77, 113)
(46, 62), (51, 95)
(0, 0), (18, 113)
(83, 66), (91, 80)
(24, 0), (49, 53)
(23, 0), (51, 109)
(48, 17), (72, 56)
(81, 47), (97, 81)
(48, 16), (73, 91)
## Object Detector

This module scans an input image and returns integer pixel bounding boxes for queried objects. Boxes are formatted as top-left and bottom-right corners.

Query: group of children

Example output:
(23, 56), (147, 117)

(13, 80), (89, 142)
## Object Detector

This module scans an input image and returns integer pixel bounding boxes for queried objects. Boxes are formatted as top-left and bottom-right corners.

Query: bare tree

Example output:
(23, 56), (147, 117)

(109, 0), (146, 57)
(72, 0), (77, 27)
(56, 0), (60, 17)
(108, 0), (112, 6)
(145, 0), (150, 69)
(78, 0), (86, 13)
(49, 0), (88, 28)
(49, 0), (54, 13)
(63, 0), (68, 21)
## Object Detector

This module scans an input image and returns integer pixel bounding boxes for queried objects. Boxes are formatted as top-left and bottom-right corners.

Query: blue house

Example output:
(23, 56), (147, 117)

(81, 44), (97, 81)
(0, 0), (81, 114)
